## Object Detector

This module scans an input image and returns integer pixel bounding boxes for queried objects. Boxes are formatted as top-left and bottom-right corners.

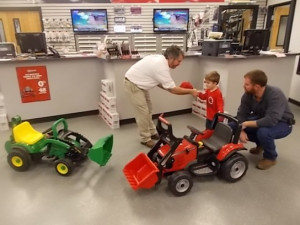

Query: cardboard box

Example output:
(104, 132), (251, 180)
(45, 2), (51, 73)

(100, 104), (120, 129)
(100, 91), (117, 112)
(0, 105), (6, 115)
(101, 79), (114, 97)
(192, 107), (206, 119)
(0, 114), (9, 131)
(0, 93), (4, 106)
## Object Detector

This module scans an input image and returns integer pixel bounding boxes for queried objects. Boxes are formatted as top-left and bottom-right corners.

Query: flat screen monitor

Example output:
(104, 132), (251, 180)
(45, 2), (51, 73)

(71, 9), (108, 33)
(0, 42), (16, 58)
(153, 8), (189, 33)
(242, 29), (270, 54)
(15, 32), (47, 55)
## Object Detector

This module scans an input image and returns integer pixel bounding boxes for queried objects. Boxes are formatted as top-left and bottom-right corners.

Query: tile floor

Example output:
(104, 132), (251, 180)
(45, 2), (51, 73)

(0, 104), (299, 225)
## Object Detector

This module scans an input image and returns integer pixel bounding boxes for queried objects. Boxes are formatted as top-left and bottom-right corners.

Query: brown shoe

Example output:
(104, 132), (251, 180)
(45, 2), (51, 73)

(151, 134), (160, 140)
(249, 146), (263, 155)
(141, 140), (156, 148)
(256, 159), (277, 170)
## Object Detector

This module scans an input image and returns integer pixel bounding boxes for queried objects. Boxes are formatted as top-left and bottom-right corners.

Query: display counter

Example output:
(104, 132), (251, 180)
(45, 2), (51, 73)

(99, 55), (200, 120)
(0, 56), (101, 120)
(197, 54), (297, 115)
(0, 53), (298, 121)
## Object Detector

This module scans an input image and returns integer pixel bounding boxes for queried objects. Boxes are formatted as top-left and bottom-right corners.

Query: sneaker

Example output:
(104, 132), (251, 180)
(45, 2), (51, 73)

(249, 146), (263, 155)
(256, 159), (277, 170)
(141, 140), (156, 148)
(151, 134), (160, 140)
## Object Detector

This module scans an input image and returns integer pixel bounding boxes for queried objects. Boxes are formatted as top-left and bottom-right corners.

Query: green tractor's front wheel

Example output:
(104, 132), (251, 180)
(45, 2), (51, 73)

(55, 158), (73, 176)
(7, 149), (32, 172)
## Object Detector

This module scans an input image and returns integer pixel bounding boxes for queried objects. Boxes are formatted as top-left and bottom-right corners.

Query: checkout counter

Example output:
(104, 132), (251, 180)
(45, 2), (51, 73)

(0, 49), (298, 122)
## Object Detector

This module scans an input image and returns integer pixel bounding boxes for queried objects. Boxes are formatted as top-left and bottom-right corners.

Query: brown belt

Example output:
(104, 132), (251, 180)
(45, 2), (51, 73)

(125, 77), (133, 83)
(125, 77), (143, 90)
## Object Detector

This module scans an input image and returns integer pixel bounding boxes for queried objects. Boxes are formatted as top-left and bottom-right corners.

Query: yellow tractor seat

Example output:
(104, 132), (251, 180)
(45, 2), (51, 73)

(13, 121), (44, 145)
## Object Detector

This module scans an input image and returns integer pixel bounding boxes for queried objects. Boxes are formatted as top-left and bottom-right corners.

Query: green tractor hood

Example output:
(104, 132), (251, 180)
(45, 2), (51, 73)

(87, 134), (113, 166)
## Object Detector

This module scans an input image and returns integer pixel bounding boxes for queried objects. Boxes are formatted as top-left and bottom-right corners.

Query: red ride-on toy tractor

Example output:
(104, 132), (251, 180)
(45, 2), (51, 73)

(123, 113), (248, 196)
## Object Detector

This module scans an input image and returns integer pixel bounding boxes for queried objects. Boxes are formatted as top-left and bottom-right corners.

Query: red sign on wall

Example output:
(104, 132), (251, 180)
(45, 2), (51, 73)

(16, 66), (51, 103)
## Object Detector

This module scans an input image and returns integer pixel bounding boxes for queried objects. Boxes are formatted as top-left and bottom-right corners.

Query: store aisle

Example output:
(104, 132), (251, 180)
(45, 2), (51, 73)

(0, 104), (299, 225)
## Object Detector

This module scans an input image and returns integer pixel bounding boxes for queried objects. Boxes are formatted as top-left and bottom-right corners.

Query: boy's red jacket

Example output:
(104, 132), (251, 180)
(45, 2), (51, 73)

(198, 88), (224, 120)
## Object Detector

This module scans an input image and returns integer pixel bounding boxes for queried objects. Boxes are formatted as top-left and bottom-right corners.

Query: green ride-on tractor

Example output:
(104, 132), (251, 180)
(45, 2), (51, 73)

(4, 115), (113, 176)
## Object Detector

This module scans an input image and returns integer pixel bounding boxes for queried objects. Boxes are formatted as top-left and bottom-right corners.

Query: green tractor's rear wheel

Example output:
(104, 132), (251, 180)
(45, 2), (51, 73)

(55, 158), (73, 176)
(7, 148), (31, 172)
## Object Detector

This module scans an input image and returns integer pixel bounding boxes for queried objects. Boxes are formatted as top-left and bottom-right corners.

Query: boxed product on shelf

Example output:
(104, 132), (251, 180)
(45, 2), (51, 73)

(100, 91), (117, 113)
(0, 114), (9, 131)
(0, 97), (6, 114)
(101, 79), (114, 97)
(102, 105), (119, 123)
(192, 101), (200, 113)
(192, 100), (206, 119)
(192, 108), (206, 119)
(102, 114), (120, 129)
(0, 93), (4, 106)
(99, 101), (117, 114)
(192, 100), (206, 111)
(195, 97), (207, 108)
(0, 105), (6, 115)
(100, 104), (120, 129)
(98, 102), (103, 116)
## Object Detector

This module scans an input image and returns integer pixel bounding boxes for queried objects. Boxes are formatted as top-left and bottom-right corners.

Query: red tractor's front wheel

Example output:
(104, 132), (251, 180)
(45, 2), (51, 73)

(7, 149), (31, 172)
(55, 158), (73, 176)
(168, 171), (193, 197)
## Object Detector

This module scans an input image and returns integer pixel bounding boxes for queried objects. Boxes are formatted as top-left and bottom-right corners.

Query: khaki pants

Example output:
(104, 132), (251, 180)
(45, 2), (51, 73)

(124, 78), (157, 142)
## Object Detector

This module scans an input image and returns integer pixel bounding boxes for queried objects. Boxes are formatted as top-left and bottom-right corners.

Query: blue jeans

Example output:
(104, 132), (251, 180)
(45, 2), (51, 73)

(206, 119), (213, 129)
(229, 118), (293, 160)
(244, 122), (292, 160)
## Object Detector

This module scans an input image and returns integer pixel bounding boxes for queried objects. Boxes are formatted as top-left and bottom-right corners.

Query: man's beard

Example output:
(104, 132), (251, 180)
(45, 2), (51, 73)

(245, 88), (255, 95)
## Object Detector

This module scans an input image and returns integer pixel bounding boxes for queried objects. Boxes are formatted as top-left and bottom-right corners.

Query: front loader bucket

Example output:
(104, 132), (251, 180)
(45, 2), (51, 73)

(88, 134), (113, 166)
(123, 153), (159, 190)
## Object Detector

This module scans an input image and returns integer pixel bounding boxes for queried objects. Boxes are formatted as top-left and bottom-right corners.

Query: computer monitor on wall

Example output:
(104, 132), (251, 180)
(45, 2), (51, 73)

(242, 29), (270, 55)
(15, 32), (47, 55)
(70, 9), (108, 33)
(153, 8), (189, 33)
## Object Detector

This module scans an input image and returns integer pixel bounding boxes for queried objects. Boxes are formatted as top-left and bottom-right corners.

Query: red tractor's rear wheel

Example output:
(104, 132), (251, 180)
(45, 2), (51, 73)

(219, 153), (248, 182)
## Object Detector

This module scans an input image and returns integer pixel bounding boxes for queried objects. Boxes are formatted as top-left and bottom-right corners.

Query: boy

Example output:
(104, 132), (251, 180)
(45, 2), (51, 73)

(198, 71), (224, 129)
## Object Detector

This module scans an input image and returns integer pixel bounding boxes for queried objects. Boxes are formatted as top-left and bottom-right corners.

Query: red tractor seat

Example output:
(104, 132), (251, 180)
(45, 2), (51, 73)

(202, 122), (233, 152)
